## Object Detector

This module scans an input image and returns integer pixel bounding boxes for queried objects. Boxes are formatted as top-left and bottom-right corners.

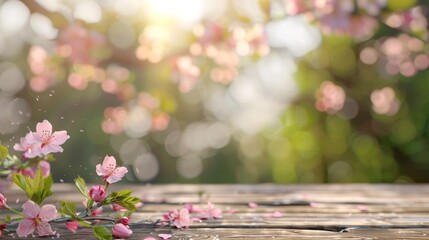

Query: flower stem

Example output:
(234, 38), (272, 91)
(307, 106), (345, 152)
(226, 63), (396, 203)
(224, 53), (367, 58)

(7, 207), (23, 216)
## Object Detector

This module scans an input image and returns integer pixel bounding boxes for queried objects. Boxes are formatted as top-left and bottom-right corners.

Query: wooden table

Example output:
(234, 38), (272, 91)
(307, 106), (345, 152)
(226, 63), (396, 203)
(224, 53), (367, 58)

(3, 184), (429, 239)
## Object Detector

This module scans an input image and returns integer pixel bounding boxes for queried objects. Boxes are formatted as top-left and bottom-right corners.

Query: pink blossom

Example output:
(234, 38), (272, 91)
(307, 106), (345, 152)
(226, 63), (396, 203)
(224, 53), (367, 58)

(96, 155), (128, 184)
(38, 160), (51, 177)
(199, 202), (222, 219)
(16, 200), (57, 237)
(112, 223), (132, 238)
(13, 136), (41, 158)
(349, 15), (378, 40)
(143, 238), (157, 240)
(248, 202), (258, 208)
(371, 87), (400, 116)
(357, 0), (386, 16)
(0, 193), (7, 209)
(165, 208), (192, 229)
(184, 203), (202, 213)
(315, 81), (346, 114)
(57, 24), (106, 65)
(285, 0), (307, 15)
(65, 221), (79, 233)
(159, 233), (172, 239)
(89, 185), (106, 202)
(26, 120), (70, 155)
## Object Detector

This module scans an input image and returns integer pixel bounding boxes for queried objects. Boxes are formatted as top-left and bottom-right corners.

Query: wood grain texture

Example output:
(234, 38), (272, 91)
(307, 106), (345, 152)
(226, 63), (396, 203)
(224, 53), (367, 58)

(2, 184), (429, 239)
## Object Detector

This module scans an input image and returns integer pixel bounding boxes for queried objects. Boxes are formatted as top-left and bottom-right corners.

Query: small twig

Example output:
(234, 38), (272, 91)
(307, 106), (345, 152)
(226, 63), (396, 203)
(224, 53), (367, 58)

(77, 202), (102, 218)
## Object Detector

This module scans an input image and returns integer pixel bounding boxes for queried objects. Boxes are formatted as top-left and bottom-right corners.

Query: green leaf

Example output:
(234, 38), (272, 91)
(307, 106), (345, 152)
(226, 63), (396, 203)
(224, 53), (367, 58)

(12, 173), (33, 199)
(59, 201), (77, 219)
(103, 190), (141, 211)
(74, 176), (88, 198)
(0, 169), (12, 175)
(93, 226), (112, 240)
(0, 144), (8, 162)
(12, 169), (53, 205)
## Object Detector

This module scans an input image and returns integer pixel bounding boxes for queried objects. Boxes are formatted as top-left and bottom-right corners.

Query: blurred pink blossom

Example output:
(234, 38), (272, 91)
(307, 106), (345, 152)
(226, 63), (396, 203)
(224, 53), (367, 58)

(164, 208), (192, 229)
(38, 160), (51, 177)
(315, 81), (346, 114)
(14, 136), (41, 159)
(57, 24), (106, 65)
(357, 0), (386, 16)
(199, 202), (222, 219)
(370, 87), (400, 116)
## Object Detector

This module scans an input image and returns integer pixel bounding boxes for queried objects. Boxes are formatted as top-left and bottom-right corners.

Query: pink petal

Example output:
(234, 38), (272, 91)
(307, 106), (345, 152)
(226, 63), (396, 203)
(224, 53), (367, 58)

(16, 219), (35, 237)
(106, 167), (128, 183)
(26, 132), (41, 144)
(267, 211), (283, 218)
(248, 202), (258, 208)
(13, 137), (26, 151)
(24, 144), (42, 158)
(310, 202), (321, 208)
(36, 222), (55, 236)
(39, 204), (57, 221)
(38, 160), (51, 177)
(51, 131), (70, 145)
(66, 221), (79, 233)
(179, 208), (190, 218)
(159, 233), (172, 239)
(41, 144), (63, 155)
(95, 164), (107, 176)
(113, 166), (128, 178)
(36, 120), (52, 138)
(22, 200), (40, 218)
(144, 238), (157, 240)
(227, 208), (237, 214)
(102, 155), (117, 173)
(357, 205), (368, 211)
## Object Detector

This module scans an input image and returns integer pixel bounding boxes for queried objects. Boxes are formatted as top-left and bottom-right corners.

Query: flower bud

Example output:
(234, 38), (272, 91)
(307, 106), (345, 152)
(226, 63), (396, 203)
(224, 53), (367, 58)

(118, 217), (129, 226)
(89, 185), (106, 202)
(0, 194), (7, 209)
(38, 160), (51, 177)
(112, 223), (132, 238)
(66, 221), (79, 233)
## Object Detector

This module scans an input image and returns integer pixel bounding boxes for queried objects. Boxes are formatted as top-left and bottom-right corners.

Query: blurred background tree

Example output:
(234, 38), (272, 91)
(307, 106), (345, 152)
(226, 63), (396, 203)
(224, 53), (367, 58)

(0, 0), (428, 183)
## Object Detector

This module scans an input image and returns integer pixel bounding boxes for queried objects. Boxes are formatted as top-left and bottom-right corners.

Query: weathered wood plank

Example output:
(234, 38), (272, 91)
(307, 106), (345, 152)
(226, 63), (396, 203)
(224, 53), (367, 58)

(2, 184), (429, 239)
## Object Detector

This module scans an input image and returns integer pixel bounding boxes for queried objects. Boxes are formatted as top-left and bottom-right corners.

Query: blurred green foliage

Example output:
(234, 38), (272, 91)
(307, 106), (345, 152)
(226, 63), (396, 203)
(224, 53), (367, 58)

(1, 0), (429, 183)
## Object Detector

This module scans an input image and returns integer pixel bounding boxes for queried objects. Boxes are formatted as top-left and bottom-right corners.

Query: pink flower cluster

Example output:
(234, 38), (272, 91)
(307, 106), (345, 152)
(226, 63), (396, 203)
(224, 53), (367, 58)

(164, 202), (222, 229)
(315, 81), (346, 114)
(14, 120), (70, 159)
(286, 0), (386, 40)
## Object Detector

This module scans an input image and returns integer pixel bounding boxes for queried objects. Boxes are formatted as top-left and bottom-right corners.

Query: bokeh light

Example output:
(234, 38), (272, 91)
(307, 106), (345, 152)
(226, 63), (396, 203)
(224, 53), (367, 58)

(1, 0), (429, 184)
